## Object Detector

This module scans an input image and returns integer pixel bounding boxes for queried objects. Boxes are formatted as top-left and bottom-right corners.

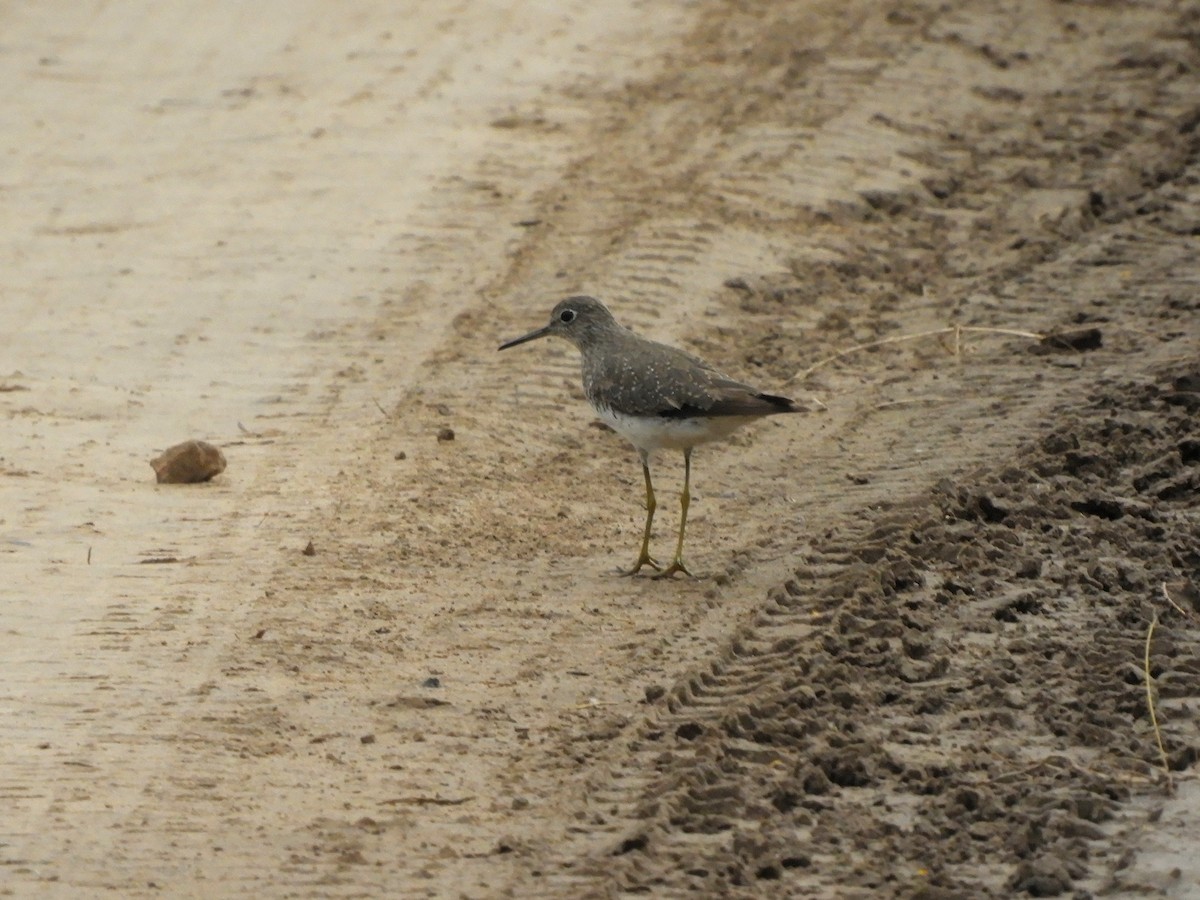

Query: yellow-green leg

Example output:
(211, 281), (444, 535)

(621, 451), (661, 575)
(655, 448), (694, 579)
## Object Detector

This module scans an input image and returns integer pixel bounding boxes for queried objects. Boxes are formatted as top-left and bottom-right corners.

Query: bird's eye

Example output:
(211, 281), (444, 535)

(559, 309), (576, 324)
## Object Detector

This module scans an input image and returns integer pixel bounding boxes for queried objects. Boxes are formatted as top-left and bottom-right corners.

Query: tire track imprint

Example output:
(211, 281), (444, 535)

(472, 0), (1200, 895)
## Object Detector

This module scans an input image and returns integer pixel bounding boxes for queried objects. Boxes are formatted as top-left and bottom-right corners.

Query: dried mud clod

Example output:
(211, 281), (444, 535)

(150, 439), (227, 484)
(1028, 326), (1104, 355)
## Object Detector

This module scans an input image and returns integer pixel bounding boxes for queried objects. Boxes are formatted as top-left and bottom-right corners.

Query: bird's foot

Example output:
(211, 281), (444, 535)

(619, 553), (661, 577)
(652, 558), (693, 580)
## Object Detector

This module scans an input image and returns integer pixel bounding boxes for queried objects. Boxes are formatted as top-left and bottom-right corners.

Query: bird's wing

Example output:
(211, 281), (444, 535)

(587, 338), (797, 418)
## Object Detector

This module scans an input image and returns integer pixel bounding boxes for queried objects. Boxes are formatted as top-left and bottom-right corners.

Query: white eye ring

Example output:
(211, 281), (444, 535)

(559, 309), (576, 323)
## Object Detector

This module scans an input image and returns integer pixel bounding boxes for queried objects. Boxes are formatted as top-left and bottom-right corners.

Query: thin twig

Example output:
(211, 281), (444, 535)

(381, 795), (473, 807)
(571, 698), (618, 710)
(974, 754), (1155, 788)
(793, 325), (1045, 382)
(1161, 582), (1195, 620)
(1144, 613), (1173, 792)
(873, 397), (944, 411)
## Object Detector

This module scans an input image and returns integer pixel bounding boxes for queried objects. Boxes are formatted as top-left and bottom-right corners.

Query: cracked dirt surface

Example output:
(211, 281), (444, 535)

(3, 1), (1199, 897)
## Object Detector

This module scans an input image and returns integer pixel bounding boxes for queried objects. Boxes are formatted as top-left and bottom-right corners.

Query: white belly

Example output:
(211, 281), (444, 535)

(596, 406), (756, 453)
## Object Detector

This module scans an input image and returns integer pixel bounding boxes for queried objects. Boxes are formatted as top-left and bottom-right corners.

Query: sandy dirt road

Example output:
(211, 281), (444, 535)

(3, 1), (1199, 897)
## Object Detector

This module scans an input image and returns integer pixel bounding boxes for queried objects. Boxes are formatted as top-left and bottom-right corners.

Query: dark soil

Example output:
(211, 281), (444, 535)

(492, 0), (1200, 894)
(580, 363), (1200, 897)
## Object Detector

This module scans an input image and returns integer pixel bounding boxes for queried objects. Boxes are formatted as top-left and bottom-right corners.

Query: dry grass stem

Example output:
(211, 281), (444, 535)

(1143, 613), (1174, 793)
(793, 325), (1045, 382)
(1160, 581), (1195, 620)
(976, 755), (1154, 788)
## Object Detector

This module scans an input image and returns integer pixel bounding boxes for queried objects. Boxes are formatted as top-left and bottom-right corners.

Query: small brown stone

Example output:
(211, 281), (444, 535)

(437, 427), (455, 442)
(150, 440), (226, 484)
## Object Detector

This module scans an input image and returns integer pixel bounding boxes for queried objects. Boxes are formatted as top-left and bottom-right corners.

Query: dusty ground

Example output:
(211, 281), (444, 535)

(3, 0), (1199, 897)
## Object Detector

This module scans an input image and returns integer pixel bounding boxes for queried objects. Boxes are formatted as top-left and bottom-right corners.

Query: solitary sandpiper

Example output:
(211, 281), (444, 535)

(499, 296), (803, 578)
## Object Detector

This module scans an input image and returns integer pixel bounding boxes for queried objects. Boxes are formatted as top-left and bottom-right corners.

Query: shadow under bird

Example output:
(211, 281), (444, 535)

(499, 295), (805, 578)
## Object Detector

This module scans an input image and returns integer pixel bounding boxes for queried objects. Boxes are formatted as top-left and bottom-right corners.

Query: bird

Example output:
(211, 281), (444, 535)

(498, 295), (804, 578)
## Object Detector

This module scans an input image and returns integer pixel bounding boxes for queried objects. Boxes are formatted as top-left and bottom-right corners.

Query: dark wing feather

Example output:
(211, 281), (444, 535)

(664, 382), (798, 418)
